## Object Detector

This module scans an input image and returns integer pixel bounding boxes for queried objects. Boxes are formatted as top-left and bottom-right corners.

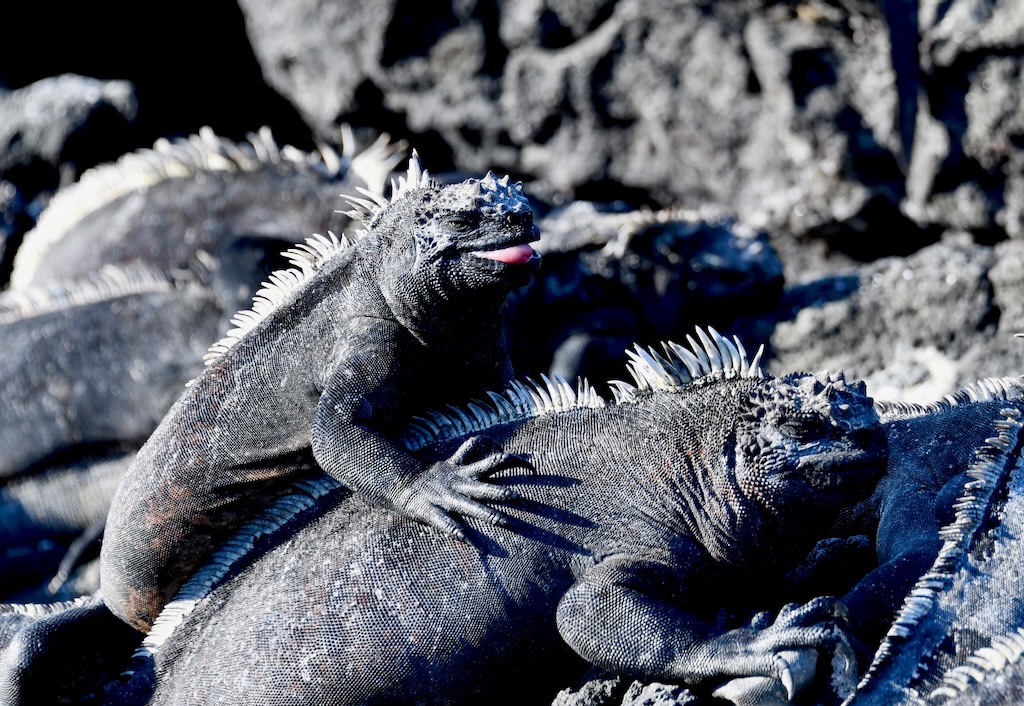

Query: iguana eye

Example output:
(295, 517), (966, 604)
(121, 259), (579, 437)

(780, 416), (830, 441)
(446, 214), (478, 233)
(504, 211), (531, 229)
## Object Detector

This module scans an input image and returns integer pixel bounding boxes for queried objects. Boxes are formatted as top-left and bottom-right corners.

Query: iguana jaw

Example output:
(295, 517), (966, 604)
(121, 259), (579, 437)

(797, 446), (886, 492)
(463, 222), (542, 275)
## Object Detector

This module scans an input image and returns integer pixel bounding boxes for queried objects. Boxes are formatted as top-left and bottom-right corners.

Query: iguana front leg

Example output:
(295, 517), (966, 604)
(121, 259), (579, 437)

(556, 555), (847, 702)
(312, 326), (523, 541)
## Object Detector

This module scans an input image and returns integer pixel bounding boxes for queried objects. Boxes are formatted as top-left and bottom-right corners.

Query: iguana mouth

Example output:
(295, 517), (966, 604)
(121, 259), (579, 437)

(470, 243), (540, 264)
(798, 448), (886, 491)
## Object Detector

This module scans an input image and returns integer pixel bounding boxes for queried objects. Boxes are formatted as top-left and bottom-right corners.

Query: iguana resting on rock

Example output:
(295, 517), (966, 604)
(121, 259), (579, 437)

(833, 380), (1024, 653)
(24, 329), (886, 706)
(837, 380), (1024, 705)
(100, 154), (543, 633)
(551, 377), (1024, 706)
(8, 125), (401, 307)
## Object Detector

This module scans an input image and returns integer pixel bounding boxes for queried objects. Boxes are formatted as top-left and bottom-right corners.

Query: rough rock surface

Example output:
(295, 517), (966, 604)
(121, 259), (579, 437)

(0, 75), (138, 276)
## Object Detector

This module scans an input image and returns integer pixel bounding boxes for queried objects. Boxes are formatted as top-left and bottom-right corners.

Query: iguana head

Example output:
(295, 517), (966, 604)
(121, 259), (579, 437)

(348, 153), (541, 319)
(607, 330), (887, 569)
(725, 370), (887, 566)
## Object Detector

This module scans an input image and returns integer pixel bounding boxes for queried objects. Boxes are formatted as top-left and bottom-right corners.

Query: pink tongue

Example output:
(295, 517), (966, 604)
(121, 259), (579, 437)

(474, 243), (537, 264)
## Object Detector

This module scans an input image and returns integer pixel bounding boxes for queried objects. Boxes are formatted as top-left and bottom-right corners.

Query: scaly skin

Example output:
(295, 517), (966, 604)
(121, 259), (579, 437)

(0, 268), (222, 480)
(99, 155), (542, 632)
(98, 330), (886, 706)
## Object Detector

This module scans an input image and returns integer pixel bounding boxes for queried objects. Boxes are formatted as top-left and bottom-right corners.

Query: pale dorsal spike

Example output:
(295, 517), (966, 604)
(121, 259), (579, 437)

(694, 327), (724, 373)
(622, 358), (644, 389)
(539, 373), (564, 408)
(466, 401), (493, 428)
(710, 327), (742, 374)
(684, 333), (712, 373)
(507, 381), (533, 414)
(348, 132), (405, 195)
(608, 380), (639, 404)
(342, 208), (370, 225)
(527, 376), (554, 411)
(343, 195), (380, 216)
(339, 123), (356, 162)
(665, 341), (702, 379)
(204, 230), (354, 364)
(0, 262), (179, 325)
(486, 390), (517, 417)
(648, 347), (683, 385)
(553, 374), (578, 406)
(354, 186), (389, 209)
(732, 335), (750, 370)
(624, 348), (656, 386)
(611, 328), (768, 404)
(406, 150), (423, 190)
(748, 344), (766, 378)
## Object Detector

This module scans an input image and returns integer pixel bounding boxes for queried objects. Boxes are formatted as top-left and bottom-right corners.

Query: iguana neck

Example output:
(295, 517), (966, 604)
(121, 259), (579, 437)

(612, 389), (762, 567)
(381, 278), (510, 352)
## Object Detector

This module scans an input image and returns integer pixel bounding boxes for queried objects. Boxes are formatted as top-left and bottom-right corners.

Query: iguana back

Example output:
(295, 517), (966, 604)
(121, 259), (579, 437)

(100, 155), (543, 632)
(108, 330), (887, 706)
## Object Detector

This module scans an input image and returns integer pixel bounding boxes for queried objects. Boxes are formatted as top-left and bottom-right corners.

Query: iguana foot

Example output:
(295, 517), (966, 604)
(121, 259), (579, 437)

(397, 436), (531, 542)
(693, 596), (848, 703)
(712, 648), (814, 705)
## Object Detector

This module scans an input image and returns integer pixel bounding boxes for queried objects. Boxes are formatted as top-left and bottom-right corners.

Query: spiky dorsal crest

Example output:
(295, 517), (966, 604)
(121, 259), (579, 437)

(341, 150), (436, 237)
(136, 474), (341, 660)
(853, 406), (1024, 695)
(401, 375), (605, 452)
(875, 376), (1024, 422)
(203, 231), (351, 363)
(401, 327), (768, 450)
(930, 626), (1024, 700)
(203, 150), (433, 364)
(10, 126), (402, 291)
(608, 326), (766, 404)
(0, 262), (178, 325)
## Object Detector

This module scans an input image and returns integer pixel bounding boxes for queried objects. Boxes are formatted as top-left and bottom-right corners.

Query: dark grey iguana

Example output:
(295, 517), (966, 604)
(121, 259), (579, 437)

(0, 266), (221, 599)
(0, 127), (401, 479)
(8, 125), (401, 308)
(839, 386), (1024, 706)
(51, 330), (889, 706)
(551, 377), (1024, 706)
(99, 154), (543, 633)
(830, 379), (1024, 654)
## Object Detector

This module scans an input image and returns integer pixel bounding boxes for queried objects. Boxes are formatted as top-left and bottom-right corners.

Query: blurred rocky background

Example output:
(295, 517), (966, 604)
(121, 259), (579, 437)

(5, 0), (1024, 404)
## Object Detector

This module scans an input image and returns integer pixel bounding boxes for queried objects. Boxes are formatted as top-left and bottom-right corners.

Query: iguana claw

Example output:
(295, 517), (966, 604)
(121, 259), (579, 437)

(775, 653), (795, 701)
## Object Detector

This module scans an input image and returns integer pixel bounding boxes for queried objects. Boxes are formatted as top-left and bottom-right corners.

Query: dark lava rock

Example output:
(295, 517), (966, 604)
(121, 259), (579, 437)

(507, 201), (784, 386)
(0, 74), (139, 281)
(768, 235), (1024, 401)
(0, 74), (138, 194)
(237, 0), (923, 255)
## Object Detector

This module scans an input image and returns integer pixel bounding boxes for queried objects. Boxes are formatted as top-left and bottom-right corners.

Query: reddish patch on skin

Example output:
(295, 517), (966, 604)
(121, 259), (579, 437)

(472, 243), (538, 264)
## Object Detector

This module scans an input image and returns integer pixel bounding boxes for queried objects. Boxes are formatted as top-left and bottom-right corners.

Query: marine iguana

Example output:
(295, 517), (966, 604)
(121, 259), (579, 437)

(837, 380), (1024, 705)
(99, 153), (543, 633)
(8, 125), (402, 308)
(834, 379), (1024, 653)
(39, 329), (887, 706)
(551, 377), (1024, 706)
